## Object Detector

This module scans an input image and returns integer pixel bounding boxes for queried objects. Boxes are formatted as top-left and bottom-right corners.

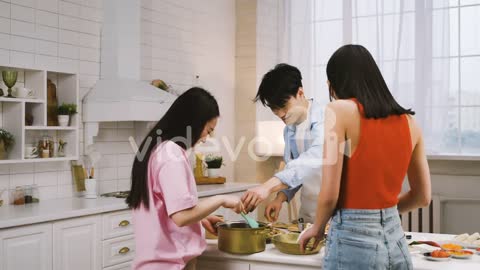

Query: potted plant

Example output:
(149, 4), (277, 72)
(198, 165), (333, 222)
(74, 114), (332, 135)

(0, 129), (14, 160)
(57, 103), (77, 127)
(205, 154), (223, 178)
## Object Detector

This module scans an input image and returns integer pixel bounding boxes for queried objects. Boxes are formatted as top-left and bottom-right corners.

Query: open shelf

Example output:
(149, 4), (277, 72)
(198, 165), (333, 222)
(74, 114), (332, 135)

(0, 64), (79, 165)
(0, 97), (45, 103)
(0, 156), (78, 164)
(25, 126), (77, 131)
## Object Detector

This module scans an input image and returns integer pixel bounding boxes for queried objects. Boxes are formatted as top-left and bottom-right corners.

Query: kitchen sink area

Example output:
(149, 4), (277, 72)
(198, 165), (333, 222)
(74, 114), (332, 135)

(100, 191), (130, 199)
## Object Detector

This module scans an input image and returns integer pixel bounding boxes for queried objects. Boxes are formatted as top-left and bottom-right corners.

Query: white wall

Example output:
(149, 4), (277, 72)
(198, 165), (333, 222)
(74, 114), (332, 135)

(0, 0), (236, 203)
(141, 0), (236, 181)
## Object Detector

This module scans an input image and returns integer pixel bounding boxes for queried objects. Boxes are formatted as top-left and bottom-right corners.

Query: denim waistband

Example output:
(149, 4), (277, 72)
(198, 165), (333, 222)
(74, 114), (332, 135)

(332, 206), (400, 225)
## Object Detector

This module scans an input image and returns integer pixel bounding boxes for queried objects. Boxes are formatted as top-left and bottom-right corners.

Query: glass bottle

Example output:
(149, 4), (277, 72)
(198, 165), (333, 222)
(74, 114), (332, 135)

(24, 185), (33, 204)
(12, 186), (25, 205)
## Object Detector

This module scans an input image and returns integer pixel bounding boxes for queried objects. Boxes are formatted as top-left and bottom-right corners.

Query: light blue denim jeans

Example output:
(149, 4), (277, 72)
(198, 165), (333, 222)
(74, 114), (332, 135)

(323, 206), (413, 270)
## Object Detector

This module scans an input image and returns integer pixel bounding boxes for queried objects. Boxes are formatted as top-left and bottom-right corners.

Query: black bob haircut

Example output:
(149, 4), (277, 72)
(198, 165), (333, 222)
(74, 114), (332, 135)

(254, 63), (303, 110)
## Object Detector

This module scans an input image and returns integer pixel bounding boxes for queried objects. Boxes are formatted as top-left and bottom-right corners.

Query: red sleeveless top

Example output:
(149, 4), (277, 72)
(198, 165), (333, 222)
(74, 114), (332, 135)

(338, 99), (412, 209)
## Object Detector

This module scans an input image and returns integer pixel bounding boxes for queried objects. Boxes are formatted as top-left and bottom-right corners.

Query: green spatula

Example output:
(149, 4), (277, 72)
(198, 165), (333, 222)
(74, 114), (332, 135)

(240, 212), (260, 228)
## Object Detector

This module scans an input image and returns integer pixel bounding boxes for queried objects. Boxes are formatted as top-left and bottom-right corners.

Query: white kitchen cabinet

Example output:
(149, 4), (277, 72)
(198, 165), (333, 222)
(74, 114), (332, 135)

(198, 260), (319, 270)
(197, 259), (250, 270)
(102, 234), (135, 268)
(103, 261), (132, 270)
(102, 210), (133, 240)
(53, 216), (102, 270)
(0, 223), (53, 270)
(250, 262), (318, 270)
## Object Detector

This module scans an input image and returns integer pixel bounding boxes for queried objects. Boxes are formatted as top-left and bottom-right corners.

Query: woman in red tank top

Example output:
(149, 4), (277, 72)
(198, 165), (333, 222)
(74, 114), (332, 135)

(299, 45), (431, 270)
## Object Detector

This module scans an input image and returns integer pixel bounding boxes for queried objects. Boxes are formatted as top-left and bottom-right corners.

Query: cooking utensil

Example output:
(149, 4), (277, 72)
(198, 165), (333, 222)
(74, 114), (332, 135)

(297, 218), (305, 232)
(409, 241), (441, 248)
(217, 221), (268, 254)
(240, 212), (259, 228)
(273, 233), (324, 255)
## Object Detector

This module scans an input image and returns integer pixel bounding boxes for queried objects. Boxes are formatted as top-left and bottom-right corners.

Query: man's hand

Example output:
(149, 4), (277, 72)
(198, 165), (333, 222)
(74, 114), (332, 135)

(241, 185), (271, 213)
(241, 177), (287, 213)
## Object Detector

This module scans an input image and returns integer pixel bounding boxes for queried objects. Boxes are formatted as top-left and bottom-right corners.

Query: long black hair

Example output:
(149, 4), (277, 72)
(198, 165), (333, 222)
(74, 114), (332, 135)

(126, 87), (219, 209)
(326, 44), (414, 118)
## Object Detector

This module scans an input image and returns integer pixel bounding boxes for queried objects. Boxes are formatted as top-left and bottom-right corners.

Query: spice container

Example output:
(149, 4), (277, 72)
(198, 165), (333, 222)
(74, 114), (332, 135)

(31, 184), (40, 203)
(24, 185), (33, 204)
(11, 186), (25, 205)
(0, 188), (5, 207)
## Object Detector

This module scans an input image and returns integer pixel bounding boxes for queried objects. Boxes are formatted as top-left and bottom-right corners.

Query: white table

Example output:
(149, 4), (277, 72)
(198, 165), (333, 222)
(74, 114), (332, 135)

(408, 232), (480, 270)
(198, 232), (480, 270)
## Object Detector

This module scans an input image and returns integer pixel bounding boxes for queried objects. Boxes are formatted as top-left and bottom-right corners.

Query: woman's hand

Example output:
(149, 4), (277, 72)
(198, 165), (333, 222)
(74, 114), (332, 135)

(220, 195), (244, 214)
(201, 215), (223, 235)
(298, 225), (325, 253)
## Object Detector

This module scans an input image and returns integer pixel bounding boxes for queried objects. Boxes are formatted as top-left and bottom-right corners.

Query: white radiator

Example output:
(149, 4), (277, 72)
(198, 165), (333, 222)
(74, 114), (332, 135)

(400, 195), (441, 233)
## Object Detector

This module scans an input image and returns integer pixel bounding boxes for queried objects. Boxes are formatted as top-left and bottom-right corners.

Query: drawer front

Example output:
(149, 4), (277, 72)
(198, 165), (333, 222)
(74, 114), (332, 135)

(102, 210), (133, 240)
(103, 261), (132, 270)
(102, 235), (135, 268)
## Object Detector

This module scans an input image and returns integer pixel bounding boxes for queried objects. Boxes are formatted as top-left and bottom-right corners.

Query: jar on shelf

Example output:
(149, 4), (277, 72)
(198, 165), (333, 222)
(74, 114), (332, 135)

(24, 185), (33, 204)
(31, 184), (39, 203)
(38, 134), (52, 158)
(11, 186), (25, 205)
(57, 139), (67, 157)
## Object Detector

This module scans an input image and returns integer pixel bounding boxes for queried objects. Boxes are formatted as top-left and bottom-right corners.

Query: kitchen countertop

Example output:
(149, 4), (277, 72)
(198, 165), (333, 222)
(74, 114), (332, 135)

(196, 182), (258, 197)
(0, 182), (257, 229)
(201, 239), (323, 267)
(200, 232), (480, 269)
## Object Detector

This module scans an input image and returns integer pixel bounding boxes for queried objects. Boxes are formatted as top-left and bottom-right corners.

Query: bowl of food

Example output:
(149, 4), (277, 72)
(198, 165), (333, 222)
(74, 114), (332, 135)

(440, 243), (463, 251)
(272, 233), (324, 255)
(447, 250), (474, 259)
(424, 250), (451, 261)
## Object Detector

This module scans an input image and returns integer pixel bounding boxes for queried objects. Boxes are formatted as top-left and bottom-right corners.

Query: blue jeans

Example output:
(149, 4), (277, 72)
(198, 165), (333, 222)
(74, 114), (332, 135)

(323, 206), (413, 270)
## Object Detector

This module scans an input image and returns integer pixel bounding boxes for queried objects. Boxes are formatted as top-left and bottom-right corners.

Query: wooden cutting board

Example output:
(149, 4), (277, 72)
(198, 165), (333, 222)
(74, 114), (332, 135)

(195, 176), (226, 185)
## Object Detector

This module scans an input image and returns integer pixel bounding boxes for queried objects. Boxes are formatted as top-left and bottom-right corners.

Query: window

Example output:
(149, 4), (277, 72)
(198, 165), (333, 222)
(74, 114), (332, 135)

(287, 0), (480, 156)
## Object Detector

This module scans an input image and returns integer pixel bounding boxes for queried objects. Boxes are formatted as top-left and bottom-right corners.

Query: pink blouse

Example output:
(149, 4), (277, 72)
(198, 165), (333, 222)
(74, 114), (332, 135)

(132, 141), (205, 270)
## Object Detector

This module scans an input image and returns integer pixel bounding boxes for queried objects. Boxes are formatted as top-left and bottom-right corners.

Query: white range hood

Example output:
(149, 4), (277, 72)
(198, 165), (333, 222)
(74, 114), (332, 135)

(83, 0), (176, 146)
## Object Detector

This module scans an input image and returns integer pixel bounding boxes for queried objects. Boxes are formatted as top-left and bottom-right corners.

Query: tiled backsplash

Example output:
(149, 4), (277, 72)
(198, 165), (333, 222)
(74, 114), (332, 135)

(0, 0), (237, 203)
(94, 122), (136, 195)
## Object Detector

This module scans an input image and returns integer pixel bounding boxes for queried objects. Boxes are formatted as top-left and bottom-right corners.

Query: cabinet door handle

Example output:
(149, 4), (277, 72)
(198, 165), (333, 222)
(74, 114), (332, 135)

(118, 247), (130, 254)
(118, 220), (130, 227)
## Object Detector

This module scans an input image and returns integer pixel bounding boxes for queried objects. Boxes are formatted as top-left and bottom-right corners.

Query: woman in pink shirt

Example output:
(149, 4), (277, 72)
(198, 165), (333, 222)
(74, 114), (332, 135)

(127, 87), (244, 270)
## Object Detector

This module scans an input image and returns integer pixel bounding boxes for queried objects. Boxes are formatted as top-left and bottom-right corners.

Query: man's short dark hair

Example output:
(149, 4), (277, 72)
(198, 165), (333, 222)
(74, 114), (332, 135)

(254, 63), (303, 110)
